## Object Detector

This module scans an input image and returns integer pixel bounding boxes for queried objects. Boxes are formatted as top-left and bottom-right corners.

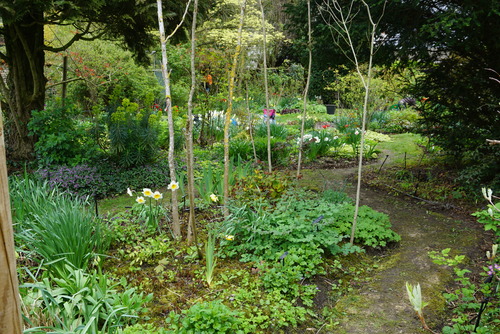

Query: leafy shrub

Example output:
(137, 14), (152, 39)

(166, 300), (244, 334)
(298, 129), (340, 161)
(11, 176), (111, 276)
(259, 250), (321, 305)
(96, 161), (171, 197)
(322, 188), (353, 204)
(472, 206), (500, 243)
(214, 268), (310, 332)
(228, 139), (254, 161)
(36, 161), (172, 199)
(259, 246), (325, 296)
(195, 160), (253, 205)
(384, 107), (421, 133)
(120, 323), (169, 333)
(231, 170), (293, 204)
(107, 99), (161, 168)
(157, 108), (185, 152)
(36, 164), (105, 199)
(20, 267), (153, 333)
(253, 137), (293, 166)
(28, 102), (100, 166)
(429, 248), (500, 334)
(254, 122), (288, 139)
(222, 189), (399, 264)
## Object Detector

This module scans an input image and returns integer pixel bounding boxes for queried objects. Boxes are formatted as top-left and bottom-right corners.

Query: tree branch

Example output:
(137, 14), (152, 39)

(45, 77), (84, 90)
(166, 0), (193, 41)
(43, 22), (105, 52)
(486, 139), (500, 145)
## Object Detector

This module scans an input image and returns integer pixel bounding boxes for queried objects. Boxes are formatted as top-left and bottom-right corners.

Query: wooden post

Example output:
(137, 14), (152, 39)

(0, 109), (23, 333)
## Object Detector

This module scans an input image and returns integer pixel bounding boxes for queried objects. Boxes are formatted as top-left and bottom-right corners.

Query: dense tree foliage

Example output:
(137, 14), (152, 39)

(377, 0), (500, 186)
(285, 0), (500, 187)
(0, 0), (211, 160)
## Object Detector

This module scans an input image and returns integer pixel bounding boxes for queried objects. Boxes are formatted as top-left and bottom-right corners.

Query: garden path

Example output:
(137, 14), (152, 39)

(299, 158), (485, 333)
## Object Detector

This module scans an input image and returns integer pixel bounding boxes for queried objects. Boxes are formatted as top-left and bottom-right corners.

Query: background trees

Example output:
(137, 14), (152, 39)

(377, 0), (500, 186)
(0, 0), (203, 160)
(284, 0), (500, 188)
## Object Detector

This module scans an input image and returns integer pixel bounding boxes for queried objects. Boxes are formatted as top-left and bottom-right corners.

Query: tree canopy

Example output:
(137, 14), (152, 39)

(0, 0), (211, 160)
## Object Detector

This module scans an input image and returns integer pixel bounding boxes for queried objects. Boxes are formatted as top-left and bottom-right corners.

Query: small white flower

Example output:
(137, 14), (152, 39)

(127, 188), (133, 196)
(168, 181), (179, 191)
(355, 130), (359, 135)
(314, 136), (320, 143)
(210, 194), (219, 202)
(324, 137), (330, 142)
(152, 191), (163, 200)
(143, 188), (153, 197)
(136, 196), (146, 204)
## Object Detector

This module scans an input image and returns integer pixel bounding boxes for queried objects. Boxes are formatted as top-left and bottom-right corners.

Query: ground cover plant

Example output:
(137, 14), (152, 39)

(11, 176), (152, 333)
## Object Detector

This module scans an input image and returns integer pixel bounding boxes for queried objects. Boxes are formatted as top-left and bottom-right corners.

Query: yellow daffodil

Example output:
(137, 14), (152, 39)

(225, 235), (234, 241)
(143, 188), (153, 197)
(136, 196), (146, 204)
(153, 191), (163, 200)
(210, 194), (219, 202)
(168, 181), (179, 191)
(127, 188), (133, 196)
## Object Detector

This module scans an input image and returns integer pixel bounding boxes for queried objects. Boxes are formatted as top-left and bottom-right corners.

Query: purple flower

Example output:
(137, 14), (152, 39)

(487, 263), (500, 276)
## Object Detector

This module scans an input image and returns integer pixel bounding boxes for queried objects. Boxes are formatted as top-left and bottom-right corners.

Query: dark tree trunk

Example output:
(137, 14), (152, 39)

(3, 10), (46, 161)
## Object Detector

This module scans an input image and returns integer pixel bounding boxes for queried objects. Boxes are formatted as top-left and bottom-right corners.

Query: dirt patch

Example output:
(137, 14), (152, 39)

(299, 165), (486, 333)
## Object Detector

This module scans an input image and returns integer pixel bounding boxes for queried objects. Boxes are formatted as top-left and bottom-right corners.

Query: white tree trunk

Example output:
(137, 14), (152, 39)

(157, 0), (181, 237)
(223, 0), (246, 217)
(297, 0), (313, 178)
(186, 0), (199, 247)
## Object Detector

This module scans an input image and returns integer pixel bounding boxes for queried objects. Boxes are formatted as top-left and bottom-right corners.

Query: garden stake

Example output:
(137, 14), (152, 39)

(312, 215), (324, 225)
(473, 274), (496, 332)
(312, 215), (324, 232)
(377, 154), (389, 173)
(94, 196), (98, 216)
(279, 251), (288, 266)
(473, 296), (490, 332)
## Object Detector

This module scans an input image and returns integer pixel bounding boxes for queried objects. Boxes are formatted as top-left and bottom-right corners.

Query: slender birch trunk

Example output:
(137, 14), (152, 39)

(186, 0), (200, 249)
(321, 0), (387, 244)
(223, 0), (246, 218)
(257, 0), (272, 173)
(297, 0), (313, 178)
(157, 0), (191, 238)
(246, 83), (258, 163)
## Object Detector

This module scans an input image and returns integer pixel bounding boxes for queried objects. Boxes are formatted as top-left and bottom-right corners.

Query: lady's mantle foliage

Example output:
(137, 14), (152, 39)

(223, 189), (400, 263)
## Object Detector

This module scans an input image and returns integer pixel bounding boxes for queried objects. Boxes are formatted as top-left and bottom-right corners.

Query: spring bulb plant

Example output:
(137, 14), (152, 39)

(128, 187), (165, 231)
(405, 282), (436, 333)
